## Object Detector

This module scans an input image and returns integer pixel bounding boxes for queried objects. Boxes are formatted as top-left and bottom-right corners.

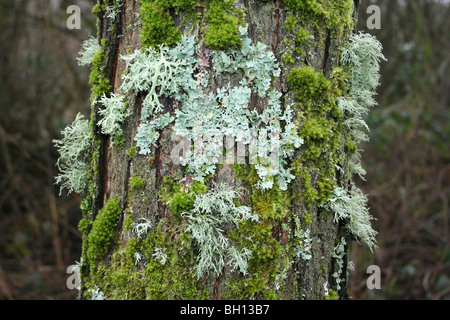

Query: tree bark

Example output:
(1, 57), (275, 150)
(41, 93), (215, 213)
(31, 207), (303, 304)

(79, 0), (362, 300)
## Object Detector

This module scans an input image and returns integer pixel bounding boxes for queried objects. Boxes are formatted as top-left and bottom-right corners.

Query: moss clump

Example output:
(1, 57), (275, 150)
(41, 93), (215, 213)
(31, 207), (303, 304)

(324, 288), (339, 300)
(285, 14), (298, 32)
(225, 165), (289, 299)
(123, 214), (134, 232)
(130, 175), (145, 191)
(160, 177), (208, 218)
(283, 0), (353, 36)
(288, 66), (350, 206)
(204, 0), (243, 50)
(86, 198), (121, 268)
(295, 27), (310, 46)
(138, 0), (244, 50)
(344, 140), (358, 155)
(92, 3), (105, 16)
(91, 76), (111, 102)
(89, 50), (105, 85)
(141, 230), (205, 299)
(288, 66), (331, 103)
(89, 48), (111, 101)
(294, 27), (310, 54)
(88, 218), (206, 299)
(78, 218), (92, 235)
(160, 177), (208, 219)
(303, 212), (313, 225)
(282, 54), (295, 64)
(168, 192), (193, 215)
(128, 146), (137, 158)
(139, 0), (182, 49)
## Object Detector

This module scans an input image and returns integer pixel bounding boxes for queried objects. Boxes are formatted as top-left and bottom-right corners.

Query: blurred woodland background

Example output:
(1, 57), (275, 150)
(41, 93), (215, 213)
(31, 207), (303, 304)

(0, 0), (448, 299)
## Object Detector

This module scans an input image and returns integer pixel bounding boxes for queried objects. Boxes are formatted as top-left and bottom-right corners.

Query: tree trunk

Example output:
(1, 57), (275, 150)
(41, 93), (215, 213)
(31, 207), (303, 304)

(73, 0), (375, 300)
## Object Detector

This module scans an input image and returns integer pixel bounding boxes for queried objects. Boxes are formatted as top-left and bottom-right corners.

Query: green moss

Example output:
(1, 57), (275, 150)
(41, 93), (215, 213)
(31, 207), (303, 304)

(78, 218), (92, 235)
(80, 195), (92, 216)
(92, 3), (105, 16)
(89, 50), (105, 85)
(324, 288), (339, 300)
(91, 77), (111, 102)
(295, 27), (310, 47)
(160, 178), (209, 220)
(224, 165), (290, 299)
(283, 0), (353, 36)
(303, 212), (313, 225)
(139, 1), (182, 49)
(294, 165), (318, 206)
(138, 0), (244, 50)
(282, 54), (295, 64)
(344, 140), (358, 155)
(128, 146), (137, 158)
(142, 230), (205, 299)
(285, 14), (298, 32)
(169, 192), (193, 215)
(190, 180), (208, 194)
(288, 65), (350, 207)
(288, 66), (331, 103)
(124, 214), (134, 232)
(86, 198), (121, 268)
(204, 0), (243, 50)
(89, 48), (111, 101)
(130, 175), (145, 191)
(87, 218), (206, 299)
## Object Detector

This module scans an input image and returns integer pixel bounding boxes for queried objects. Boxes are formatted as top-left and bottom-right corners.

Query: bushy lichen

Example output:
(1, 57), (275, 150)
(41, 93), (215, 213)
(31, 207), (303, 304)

(77, 35), (101, 67)
(53, 113), (91, 195)
(182, 183), (258, 278)
(338, 32), (387, 178)
(97, 93), (129, 144)
(226, 165), (289, 299)
(324, 186), (378, 251)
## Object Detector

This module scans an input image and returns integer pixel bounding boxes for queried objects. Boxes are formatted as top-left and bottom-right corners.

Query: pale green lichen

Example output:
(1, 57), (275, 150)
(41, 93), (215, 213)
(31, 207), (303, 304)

(122, 26), (303, 190)
(77, 35), (101, 67)
(325, 185), (377, 251)
(152, 247), (168, 265)
(90, 286), (106, 300)
(97, 93), (129, 144)
(181, 183), (258, 278)
(338, 32), (387, 178)
(331, 238), (346, 292)
(53, 113), (91, 195)
(106, 0), (122, 26)
(132, 217), (152, 239)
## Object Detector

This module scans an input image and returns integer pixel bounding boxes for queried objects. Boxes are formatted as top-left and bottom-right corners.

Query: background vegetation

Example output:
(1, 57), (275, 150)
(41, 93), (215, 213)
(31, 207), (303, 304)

(0, 0), (448, 299)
